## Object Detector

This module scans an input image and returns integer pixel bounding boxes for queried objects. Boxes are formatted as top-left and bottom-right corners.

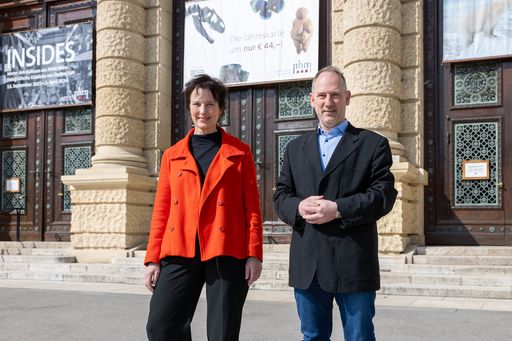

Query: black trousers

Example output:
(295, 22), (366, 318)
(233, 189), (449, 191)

(146, 250), (248, 341)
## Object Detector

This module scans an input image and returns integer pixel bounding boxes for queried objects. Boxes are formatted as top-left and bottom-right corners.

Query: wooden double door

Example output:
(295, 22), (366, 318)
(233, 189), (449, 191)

(426, 61), (512, 245)
(424, 0), (512, 245)
(425, 58), (512, 246)
(0, 0), (96, 241)
(0, 109), (94, 241)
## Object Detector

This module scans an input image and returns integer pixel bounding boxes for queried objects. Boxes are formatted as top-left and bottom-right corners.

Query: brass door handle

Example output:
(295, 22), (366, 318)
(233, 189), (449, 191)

(498, 182), (504, 189)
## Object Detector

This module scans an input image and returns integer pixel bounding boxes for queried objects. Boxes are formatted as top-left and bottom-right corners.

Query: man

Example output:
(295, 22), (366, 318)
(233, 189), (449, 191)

(273, 66), (397, 341)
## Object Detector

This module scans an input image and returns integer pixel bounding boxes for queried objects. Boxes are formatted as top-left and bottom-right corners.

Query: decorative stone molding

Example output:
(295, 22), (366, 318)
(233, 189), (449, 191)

(62, 167), (156, 250)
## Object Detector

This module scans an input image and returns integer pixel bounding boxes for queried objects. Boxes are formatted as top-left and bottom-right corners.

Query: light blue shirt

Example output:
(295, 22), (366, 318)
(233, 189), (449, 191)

(317, 120), (349, 171)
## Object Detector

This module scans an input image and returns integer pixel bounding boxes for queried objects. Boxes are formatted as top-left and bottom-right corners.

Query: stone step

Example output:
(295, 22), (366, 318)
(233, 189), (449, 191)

(133, 250), (147, 258)
(0, 255), (76, 263)
(262, 244), (290, 253)
(0, 267), (288, 289)
(251, 281), (292, 291)
(0, 248), (72, 256)
(381, 283), (512, 299)
(30, 248), (72, 256)
(413, 255), (512, 266)
(0, 262), (146, 273)
(0, 270), (144, 285)
(388, 263), (512, 275)
(262, 253), (289, 261)
(0, 241), (71, 249)
(381, 272), (512, 287)
(111, 257), (145, 265)
(259, 269), (288, 281)
(261, 261), (288, 271)
(378, 255), (407, 271)
(0, 248), (34, 255)
(417, 246), (512, 256)
(130, 244), (290, 258)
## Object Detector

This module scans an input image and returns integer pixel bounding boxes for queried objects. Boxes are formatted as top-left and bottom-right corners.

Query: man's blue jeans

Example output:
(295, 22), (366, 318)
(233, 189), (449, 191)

(294, 276), (376, 341)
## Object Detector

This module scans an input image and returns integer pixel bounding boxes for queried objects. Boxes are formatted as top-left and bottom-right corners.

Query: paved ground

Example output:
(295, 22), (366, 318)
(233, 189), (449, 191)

(1, 280), (512, 340)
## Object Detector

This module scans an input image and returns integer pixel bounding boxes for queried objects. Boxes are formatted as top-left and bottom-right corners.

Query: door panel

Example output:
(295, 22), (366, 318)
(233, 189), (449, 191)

(426, 60), (512, 245)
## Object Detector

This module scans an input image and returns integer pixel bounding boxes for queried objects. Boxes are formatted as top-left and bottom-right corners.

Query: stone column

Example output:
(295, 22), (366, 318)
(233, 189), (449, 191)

(339, 0), (427, 253)
(342, 0), (403, 155)
(62, 0), (156, 262)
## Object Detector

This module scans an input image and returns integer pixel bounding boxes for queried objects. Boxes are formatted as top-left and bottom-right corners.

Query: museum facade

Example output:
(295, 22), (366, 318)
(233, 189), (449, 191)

(0, 0), (509, 260)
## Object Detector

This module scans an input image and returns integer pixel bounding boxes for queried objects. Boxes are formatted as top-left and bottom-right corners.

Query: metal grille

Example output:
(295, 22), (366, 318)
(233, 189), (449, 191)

(1, 150), (26, 211)
(63, 146), (91, 211)
(278, 81), (313, 120)
(454, 122), (500, 207)
(2, 113), (27, 138)
(276, 133), (300, 177)
(454, 62), (499, 106)
(64, 108), (92, 133)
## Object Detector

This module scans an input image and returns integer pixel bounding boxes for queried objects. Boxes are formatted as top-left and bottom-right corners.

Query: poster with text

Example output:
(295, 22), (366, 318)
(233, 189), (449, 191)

(444, 0), (512, 62)
(184, 0), (319, 85)
(0, 22), (93, 112)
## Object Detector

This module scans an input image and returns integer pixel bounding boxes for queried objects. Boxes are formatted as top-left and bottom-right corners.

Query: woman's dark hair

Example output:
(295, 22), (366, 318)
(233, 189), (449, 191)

(183, 74), (227, 118)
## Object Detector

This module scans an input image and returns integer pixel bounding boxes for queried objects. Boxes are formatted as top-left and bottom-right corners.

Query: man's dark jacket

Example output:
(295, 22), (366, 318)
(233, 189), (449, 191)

(273, 123), (397, 293)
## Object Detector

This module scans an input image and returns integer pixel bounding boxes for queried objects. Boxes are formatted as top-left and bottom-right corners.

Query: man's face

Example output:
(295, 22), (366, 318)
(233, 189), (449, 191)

(310, 71), (351, 132)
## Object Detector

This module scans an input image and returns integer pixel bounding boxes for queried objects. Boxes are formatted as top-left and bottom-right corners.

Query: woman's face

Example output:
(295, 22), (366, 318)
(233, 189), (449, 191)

(189, 87), (221, 135)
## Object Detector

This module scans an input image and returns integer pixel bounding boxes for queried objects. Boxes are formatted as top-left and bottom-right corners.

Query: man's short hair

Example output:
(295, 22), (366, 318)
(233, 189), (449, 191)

(311, 66), (347, 92)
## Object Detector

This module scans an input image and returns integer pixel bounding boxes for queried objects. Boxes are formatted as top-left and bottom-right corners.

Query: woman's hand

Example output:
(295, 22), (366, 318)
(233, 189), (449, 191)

(145, 263), (161, 292)
(245, 257), (262, 287)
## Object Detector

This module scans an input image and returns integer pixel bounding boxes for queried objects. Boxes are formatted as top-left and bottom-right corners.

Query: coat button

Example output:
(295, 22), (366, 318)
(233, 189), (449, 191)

(173, 199), (178, 205)
(169, 226), (174, 232)
(219, 226), (225, 232)
(217, 200), (224, 206)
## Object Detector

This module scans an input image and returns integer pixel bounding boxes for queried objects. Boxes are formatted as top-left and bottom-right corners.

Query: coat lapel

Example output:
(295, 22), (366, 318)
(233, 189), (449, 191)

(170, 130), (200, 175)
(321, 123), (359, 179)
(302, 131), (323, 180)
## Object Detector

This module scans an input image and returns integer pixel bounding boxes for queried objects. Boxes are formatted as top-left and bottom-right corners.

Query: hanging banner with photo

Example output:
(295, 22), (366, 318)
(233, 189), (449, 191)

(443, 0), (512, 62)
(0, 22), (93, 112)
(183, 0), (319, 85)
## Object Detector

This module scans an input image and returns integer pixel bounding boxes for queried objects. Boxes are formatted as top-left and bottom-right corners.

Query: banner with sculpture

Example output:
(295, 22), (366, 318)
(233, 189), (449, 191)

(183, 0), (319, 85)
(0, 22), (93, 112)
(444, 0), (512, 62)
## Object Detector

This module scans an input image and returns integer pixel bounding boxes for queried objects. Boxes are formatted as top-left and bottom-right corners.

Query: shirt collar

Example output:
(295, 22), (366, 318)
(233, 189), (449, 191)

(317, 120), (349, 137)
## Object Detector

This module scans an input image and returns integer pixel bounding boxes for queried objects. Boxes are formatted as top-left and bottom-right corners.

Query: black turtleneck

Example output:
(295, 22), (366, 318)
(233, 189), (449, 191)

(189, 130), (222, 186)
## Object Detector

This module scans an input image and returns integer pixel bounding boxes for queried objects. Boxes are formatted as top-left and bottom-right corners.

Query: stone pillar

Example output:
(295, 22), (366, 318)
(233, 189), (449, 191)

(338, 0), (427, 253)
(342, 0), (404, 155)
(62, 0), (156, 261)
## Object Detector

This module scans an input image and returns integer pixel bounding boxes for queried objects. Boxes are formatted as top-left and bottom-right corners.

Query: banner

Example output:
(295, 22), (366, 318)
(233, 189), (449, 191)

(0, 22), (93, 112)
(184, 0), (319, 85)
(443, 0), (512, 62)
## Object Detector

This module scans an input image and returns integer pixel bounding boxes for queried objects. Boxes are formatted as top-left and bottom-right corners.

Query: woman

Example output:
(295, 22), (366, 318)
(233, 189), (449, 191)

(144, 74), (263, 341)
